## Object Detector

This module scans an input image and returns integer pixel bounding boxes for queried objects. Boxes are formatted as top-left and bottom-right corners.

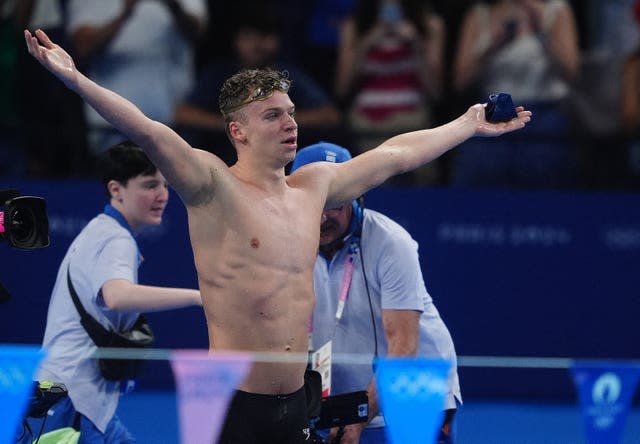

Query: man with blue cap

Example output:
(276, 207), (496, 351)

(292, 142), (461, 444)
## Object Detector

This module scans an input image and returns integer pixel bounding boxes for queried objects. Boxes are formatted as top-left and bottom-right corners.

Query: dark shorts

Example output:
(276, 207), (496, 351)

(217, 386), (310, 444)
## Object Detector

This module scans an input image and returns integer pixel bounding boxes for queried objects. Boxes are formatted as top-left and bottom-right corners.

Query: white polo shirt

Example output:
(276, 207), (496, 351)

(311, 209), (461, 425)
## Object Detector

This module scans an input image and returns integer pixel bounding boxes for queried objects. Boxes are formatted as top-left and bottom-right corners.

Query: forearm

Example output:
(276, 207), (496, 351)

(379, 112), (476, 174)
(419, 44), (443, 100)
(543, 32), (579, 81)
(328, 111), (477, 205)
(366, 377), (380, 421)
(73, 71), (199, 191)
(73, 72), (163, 145)
(103, 280), (201, 311)
(536, 4), (579, 81)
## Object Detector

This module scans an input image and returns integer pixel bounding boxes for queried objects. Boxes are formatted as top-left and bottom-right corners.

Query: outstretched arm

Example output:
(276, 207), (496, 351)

(24, 29), (216, 204)
(322, 103), (531, 207)
(102, 280), (201, 312)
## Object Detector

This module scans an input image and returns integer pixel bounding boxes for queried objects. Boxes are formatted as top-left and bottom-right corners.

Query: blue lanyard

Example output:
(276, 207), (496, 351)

(103, 204), (143, 265)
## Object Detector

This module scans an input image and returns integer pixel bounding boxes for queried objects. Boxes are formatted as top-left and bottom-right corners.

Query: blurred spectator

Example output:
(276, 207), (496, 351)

(451, 0), (580, 189)
(589, 0), (639, 57)
(0, 0), (25, 177)
(66, 0), (207, 155)
(300, 0), (356, 96)
(173, 3), (342, 165)
(334, 0), (446, 185)
(621, 0), (640, 187)
(13, 0), (90, 178)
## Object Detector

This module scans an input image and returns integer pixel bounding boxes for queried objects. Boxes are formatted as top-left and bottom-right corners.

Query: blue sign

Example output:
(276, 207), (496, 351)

(570, 361), (640, 444)
(376, 357), (451, 444)
(0, 345), (46, 444)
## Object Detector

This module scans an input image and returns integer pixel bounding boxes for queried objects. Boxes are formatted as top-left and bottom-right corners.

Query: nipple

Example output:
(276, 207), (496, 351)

(250, 238), (260, 249)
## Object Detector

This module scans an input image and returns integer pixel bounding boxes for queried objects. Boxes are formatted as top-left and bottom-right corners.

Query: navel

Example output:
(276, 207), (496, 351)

(250, 237), (260, 249)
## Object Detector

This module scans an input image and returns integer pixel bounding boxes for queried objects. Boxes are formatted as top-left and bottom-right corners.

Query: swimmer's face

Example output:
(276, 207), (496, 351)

(319, 203), (352, 246)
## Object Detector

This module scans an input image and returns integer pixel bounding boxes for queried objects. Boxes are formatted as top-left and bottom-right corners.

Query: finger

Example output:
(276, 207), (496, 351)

(35, 28), (55, 48)
(517, 110), (532, 121)
(24, 30), (40, 56)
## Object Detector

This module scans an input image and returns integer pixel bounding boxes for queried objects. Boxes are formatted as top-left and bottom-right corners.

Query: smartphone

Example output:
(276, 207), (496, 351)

(315, 391), (369, 429)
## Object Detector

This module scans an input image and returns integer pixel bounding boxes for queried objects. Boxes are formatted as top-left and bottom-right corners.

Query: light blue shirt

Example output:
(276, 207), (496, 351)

(38, 207), (141, 432)
(311, 209), (461, 425)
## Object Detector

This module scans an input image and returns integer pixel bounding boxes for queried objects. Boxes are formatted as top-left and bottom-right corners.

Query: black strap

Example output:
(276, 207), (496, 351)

(72, 412), (81, 431)
(66, 265), (111, 346)
(66, 265), (89, 318)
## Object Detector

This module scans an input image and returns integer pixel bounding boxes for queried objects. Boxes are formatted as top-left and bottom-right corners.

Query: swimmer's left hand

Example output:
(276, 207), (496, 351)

(469, 103), (532, 137)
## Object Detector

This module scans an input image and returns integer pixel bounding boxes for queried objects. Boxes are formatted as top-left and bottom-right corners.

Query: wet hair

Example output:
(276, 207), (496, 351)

(219, 68), (291, 129)
(98, 140), (157, 197)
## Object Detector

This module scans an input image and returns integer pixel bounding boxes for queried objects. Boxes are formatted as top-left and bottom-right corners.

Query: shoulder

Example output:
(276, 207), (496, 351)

(363, 210), (414, 245)
(180, 149), (235, 206)
(72, 215), (134, 258)
(287, 162), (336, 202)
(288, 161), (337, 182)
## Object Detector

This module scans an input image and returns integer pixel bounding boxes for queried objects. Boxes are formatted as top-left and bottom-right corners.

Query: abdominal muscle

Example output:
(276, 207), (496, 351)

(200, 256), (315, 395)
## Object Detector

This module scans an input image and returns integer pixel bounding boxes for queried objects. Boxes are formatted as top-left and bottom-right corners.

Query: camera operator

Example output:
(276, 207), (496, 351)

(292, 143), (462, 444)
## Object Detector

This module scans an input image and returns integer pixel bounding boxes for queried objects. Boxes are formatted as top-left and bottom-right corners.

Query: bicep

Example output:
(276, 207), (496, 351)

(101, 279), (132, 310)
(327, 147), (406, 205)
(143, 125), (224, 205)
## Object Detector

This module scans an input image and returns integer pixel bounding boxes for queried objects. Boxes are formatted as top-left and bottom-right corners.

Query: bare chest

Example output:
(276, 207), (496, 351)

(236, 199), (317, 264)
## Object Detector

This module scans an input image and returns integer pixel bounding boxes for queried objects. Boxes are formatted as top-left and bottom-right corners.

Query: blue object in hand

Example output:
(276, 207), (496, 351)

(485, 93), (518, 122)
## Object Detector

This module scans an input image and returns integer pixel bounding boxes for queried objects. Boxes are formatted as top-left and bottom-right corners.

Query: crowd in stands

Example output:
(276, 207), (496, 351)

(1, 0), (639, 190)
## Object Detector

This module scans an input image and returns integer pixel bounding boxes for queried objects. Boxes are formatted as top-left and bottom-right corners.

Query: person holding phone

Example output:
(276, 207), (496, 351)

(451, 0), (580, 188)
(334, 0), (446, 185)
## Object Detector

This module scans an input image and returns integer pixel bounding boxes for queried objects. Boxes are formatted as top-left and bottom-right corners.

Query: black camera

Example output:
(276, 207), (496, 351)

(0, 189), (50, 250)
(305, 370), (369, 443)
(27, 380), (69, 418)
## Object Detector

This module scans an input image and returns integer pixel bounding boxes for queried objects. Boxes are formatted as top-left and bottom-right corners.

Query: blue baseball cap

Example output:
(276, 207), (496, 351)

(290, 141), (352, 173)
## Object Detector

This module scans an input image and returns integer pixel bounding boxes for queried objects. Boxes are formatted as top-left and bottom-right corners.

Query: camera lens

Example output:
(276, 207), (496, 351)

(9, 207), (36, 243)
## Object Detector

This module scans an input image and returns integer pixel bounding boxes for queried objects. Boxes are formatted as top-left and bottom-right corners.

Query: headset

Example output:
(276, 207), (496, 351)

(346, 196), (364, 238)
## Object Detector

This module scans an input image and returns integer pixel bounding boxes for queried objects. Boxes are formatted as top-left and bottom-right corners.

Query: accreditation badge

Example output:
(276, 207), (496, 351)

(311, 340), (332, 397)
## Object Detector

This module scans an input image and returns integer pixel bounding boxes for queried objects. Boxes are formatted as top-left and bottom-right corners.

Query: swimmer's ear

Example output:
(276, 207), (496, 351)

(228, 121), (248, 145)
